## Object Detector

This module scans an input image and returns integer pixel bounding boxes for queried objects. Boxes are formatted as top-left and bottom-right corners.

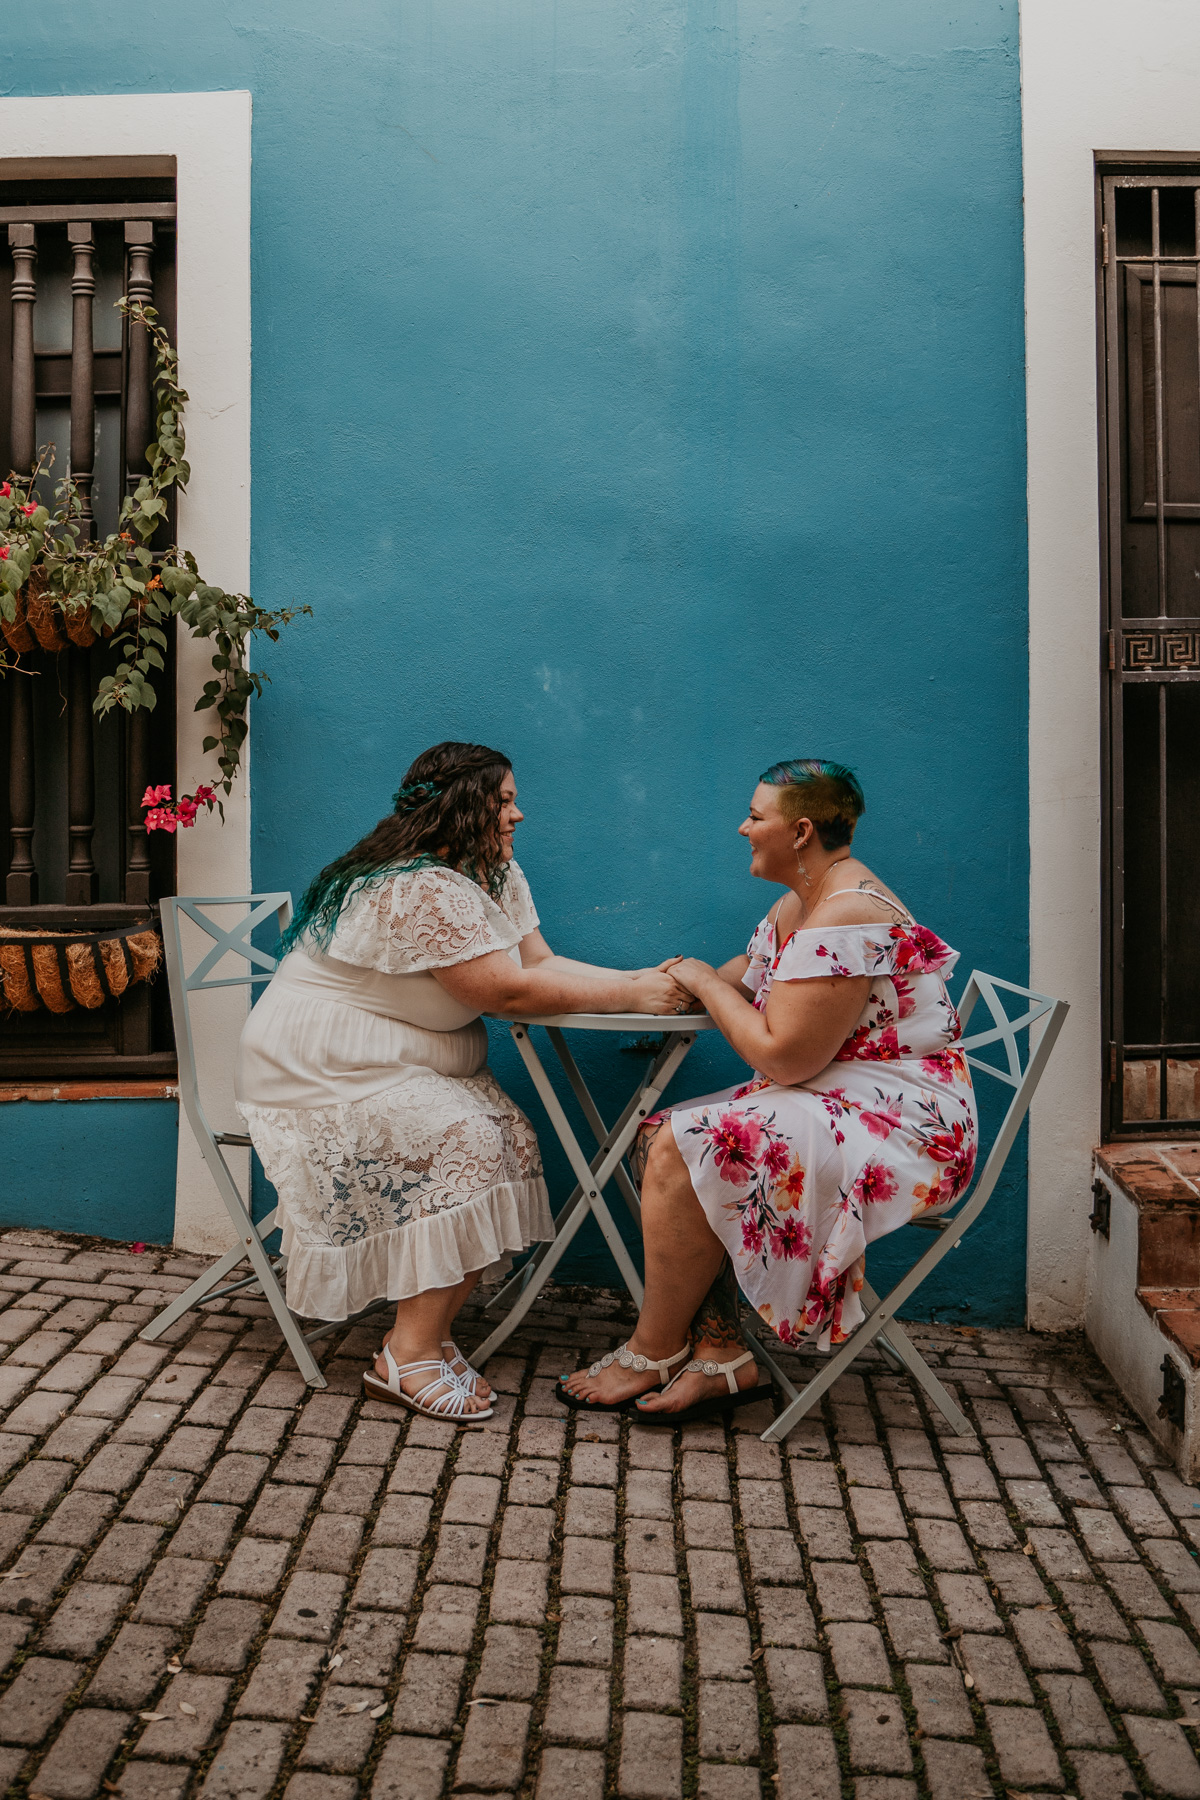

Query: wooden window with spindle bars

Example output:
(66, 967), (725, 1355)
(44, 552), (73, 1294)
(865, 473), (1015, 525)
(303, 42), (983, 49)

(0, 156), (178, 1080)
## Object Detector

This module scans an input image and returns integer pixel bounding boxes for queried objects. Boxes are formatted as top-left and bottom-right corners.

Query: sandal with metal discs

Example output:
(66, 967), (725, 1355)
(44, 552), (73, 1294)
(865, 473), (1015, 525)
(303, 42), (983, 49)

(633, 1348), (774, 1427)
(555, 1340), (692, 1412)
(363, 1343), (493, 1422)
(442, 1340), (488, 1398)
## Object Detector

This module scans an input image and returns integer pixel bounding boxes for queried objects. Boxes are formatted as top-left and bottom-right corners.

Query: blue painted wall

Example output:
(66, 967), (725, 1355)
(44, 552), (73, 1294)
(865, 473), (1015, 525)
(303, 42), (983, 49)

(1, 1100), (177, 1245)
(10, 0), (1027, 1320)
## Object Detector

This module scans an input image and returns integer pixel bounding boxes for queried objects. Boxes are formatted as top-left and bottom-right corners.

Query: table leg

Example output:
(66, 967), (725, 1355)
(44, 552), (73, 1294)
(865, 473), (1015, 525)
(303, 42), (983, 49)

(474, 1025), (700, 1361)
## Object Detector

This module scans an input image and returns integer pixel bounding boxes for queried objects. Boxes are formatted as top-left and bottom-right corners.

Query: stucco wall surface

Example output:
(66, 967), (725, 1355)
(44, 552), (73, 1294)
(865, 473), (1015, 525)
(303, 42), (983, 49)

(1022, 0), (1200, 1329)
(7, 1), (1028, 1318)
(1, 1099), (177, 1245)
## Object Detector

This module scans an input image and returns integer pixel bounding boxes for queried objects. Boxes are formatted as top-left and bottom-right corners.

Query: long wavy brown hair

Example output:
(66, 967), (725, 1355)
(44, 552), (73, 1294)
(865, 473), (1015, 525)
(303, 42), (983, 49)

(281, 741), (512, 952)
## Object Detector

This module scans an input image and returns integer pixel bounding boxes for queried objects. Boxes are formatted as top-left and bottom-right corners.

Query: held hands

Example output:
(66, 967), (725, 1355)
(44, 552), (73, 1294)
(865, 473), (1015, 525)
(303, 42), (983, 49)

(629, 967), (695, 1015)
(660, 956), (713, 1002)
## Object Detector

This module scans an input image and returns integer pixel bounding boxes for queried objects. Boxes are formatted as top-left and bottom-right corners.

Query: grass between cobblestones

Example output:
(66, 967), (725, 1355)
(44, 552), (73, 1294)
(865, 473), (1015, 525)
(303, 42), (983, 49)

(0, 1232), (1199, 1796)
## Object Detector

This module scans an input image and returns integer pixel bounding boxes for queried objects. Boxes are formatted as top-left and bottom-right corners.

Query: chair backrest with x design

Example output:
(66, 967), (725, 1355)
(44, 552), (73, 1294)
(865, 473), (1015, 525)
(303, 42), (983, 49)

(949, 970), (1070, 1234)
(159, 894), (292, 1224)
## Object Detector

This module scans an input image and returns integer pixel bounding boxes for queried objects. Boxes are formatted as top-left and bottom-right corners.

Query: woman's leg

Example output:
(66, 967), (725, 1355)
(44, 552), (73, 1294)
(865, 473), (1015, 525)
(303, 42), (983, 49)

(562, 1123), (753, 1408)
(375, 1275), (490, 1413)
(442, 1269), (492, 1401)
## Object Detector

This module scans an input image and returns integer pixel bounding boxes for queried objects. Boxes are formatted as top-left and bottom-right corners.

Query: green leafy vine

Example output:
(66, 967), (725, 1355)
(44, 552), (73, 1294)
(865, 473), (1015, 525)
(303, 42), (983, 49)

(0, 299), (309, 795)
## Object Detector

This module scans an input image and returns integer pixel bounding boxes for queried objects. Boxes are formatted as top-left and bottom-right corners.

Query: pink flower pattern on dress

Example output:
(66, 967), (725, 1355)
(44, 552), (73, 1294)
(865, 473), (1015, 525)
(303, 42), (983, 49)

(652, 906), (977, 1354)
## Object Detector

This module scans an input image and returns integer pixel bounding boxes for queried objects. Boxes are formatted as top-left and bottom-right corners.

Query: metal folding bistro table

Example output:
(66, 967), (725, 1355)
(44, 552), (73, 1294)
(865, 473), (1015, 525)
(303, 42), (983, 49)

(470, 1012), (715, 1364)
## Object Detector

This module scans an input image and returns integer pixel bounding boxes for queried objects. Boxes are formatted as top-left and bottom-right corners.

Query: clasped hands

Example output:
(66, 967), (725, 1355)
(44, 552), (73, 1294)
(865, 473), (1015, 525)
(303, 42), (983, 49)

(627, 955), (713, 1016)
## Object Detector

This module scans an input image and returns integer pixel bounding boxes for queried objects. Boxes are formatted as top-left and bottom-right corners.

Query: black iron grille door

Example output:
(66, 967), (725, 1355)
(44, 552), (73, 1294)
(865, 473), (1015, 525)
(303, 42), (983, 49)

(1100, 159), (1200, 1136)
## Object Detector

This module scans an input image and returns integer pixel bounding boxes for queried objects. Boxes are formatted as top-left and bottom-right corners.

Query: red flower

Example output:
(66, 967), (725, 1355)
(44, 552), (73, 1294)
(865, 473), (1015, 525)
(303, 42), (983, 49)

(20, 502), (36, 517)
(142, 784), (173, 808)
(852, 1158), (899, 1205)
(860, 1093), (903, 1140)
(773, 1156), (806, 1211)
(0, 483), (10, 497)
(144, 807), (178, 834)
(889, 923), (951, 973)
(705, 1112), (764, 1185)
(762, 1140), (790, 1180)
(194, 784), (216, 804)
(769, 1215), (812, 1261)
(836, 1023), (908, 1063)
(920, 1051), (957, 1085)
(0, 547), (9, 561)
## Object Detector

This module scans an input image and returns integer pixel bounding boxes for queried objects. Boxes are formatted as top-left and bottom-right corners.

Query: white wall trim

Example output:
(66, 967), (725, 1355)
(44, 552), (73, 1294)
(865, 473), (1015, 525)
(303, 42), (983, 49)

(1021, 1), (1200, 1327)
(0, 93), (252, 1252)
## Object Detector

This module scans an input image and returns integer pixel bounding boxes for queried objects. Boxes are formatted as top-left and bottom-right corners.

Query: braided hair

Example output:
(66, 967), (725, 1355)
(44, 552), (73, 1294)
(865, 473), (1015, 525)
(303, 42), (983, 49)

(281, 741), (512, 953)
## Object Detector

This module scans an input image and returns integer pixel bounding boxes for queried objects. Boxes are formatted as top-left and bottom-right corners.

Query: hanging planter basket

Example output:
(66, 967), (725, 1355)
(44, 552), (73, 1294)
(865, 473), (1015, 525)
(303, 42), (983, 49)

(0, 571), (98, 656)
(0, 922), (162, 1014)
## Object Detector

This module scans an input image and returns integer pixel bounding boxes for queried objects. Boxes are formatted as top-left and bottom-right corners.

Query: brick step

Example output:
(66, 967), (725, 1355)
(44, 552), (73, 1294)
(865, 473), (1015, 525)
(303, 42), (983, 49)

(1090, 1145), (1200, 1477)
(1138, 1288), (1200, 1367)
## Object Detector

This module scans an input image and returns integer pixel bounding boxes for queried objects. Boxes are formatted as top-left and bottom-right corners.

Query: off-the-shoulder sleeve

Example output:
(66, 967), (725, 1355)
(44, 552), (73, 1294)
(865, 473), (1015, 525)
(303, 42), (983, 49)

(743, 914), (775, 996)
(772, 921), (959, 983)
(326, 867), (520, 974)
(498, 861), (539, 938)
(772, 926), (883, 982)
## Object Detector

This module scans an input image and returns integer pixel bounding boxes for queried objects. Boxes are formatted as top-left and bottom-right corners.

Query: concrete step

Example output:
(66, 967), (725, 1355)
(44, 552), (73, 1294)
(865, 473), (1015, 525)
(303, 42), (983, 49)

(1089, 1145), (1200, 1477)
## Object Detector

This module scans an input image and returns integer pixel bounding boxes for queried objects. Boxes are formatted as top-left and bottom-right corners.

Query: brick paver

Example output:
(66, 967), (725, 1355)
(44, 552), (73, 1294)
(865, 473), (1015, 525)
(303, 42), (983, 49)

(2, 1232), (1200, 1796)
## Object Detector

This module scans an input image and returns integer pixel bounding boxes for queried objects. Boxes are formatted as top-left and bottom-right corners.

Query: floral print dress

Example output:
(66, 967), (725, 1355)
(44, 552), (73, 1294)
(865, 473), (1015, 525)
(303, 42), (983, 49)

(661, 907), (978, 1349)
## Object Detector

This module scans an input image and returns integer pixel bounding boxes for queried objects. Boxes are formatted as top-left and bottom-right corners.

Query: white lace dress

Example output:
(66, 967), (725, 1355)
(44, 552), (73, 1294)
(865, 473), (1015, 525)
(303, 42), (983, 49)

(235, 861), (551, 1321)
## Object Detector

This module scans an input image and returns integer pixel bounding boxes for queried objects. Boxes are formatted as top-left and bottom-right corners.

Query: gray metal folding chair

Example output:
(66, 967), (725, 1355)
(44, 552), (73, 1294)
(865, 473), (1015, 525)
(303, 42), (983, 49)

(142, 894), (390, 1388)
(741, 971), (1070, 1444)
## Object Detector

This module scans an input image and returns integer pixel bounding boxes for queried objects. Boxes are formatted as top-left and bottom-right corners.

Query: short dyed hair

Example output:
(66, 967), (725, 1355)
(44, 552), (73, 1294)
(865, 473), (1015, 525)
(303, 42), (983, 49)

(760, 758), (865, 850)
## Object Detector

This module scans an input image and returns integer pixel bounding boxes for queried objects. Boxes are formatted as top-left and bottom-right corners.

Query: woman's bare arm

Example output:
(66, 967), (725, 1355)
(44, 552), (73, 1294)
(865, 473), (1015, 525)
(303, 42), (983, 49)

(517, 928), (640, 979)
(434, 948), (684, 1017)
(668, 958), (868, 1085)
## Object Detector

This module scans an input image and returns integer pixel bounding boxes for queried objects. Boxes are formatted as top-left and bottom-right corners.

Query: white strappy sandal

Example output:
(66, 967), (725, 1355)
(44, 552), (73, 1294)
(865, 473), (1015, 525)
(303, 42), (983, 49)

(634, 1348), (774, 1427)
(442, 1340), (489, 1398)
(362, 1343), (493, 1421)
(556, 1340), (692, 1412)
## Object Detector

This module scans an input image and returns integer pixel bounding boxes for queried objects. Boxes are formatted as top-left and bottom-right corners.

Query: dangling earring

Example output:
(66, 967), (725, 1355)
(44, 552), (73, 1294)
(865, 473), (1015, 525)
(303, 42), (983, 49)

(795, 840), (812, 887)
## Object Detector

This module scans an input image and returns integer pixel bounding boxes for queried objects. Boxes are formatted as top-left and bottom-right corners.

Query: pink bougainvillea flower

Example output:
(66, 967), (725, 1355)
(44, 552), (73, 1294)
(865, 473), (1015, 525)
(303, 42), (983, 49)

(769, 1215), (812, 1261)
(0, 547), (10, 561)
(852, 1158), (899, 1205)
(144, 807), (178, 833)
(705, 1111), (764, 1185)
(130, 1242), (146, 1254)
(20, 502), (36, 517)
(194, 784), (216, 804)
(141, 784), (173, 808)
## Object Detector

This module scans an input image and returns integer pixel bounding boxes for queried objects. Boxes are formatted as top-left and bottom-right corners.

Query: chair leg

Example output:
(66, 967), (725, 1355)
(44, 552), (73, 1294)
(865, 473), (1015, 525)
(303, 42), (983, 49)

(874, 1315), (972, 1436)
(139, 1235), (255, 1342)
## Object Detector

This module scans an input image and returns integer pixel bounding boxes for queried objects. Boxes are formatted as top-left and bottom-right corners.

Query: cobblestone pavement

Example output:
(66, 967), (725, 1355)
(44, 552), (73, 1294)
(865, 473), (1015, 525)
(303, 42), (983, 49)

(3, 1235), (1200, 1798)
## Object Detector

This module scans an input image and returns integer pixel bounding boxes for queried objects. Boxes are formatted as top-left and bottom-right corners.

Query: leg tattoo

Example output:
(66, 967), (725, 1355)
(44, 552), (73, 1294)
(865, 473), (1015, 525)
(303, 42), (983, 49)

(629, 1118), (667, 1191)
(689, 1257), (743, 1351)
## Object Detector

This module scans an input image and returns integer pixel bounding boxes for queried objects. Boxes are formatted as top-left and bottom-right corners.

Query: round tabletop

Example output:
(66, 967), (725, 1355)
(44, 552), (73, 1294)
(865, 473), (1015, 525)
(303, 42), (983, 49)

(488, 1011), (715, 1032)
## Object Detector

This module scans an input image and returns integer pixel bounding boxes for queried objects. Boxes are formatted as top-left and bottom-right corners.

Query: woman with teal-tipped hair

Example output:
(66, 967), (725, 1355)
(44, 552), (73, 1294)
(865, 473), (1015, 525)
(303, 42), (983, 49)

(236, 741), (685, 1423)
(560, 759), (979, 1426)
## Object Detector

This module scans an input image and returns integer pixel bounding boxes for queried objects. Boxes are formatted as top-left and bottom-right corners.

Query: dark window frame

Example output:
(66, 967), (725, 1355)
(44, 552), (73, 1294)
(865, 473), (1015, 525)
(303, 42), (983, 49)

(0, 156), (179, 1081)
(1097, 151), (1200, 1137)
